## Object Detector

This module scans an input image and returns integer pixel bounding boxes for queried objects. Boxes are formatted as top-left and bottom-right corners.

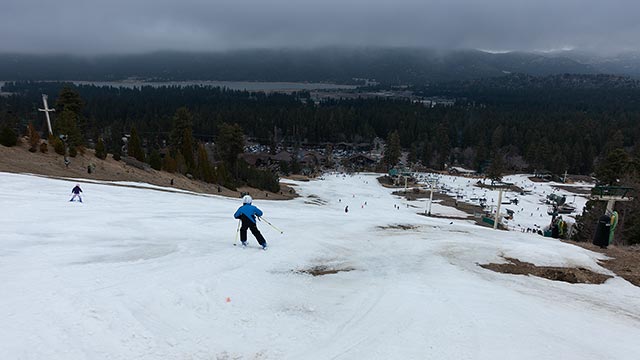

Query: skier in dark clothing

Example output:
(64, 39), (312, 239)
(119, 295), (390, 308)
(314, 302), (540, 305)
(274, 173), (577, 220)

(70, 184), (83, 202)
(234, 195), (268, 249)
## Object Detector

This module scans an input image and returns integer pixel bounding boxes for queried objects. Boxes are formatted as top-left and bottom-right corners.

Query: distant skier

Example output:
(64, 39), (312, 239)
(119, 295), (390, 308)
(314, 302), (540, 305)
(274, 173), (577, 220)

(345, 206), (349, 213)
(69, 184), (83, 203)
(234, 195), (268, 249)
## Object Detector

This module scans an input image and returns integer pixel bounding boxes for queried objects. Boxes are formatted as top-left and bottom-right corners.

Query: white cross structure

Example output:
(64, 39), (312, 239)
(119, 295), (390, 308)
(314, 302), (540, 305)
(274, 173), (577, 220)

(38, 94), (55, 135)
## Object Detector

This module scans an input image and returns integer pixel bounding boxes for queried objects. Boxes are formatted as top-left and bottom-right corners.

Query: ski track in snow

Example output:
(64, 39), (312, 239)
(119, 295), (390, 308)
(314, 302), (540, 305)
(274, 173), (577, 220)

(1, 171), (639, 359)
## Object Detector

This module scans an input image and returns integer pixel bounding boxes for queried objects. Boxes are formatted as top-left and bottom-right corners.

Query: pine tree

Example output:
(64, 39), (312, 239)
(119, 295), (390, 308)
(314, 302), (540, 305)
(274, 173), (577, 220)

(181, 128), (195, 172)
(0, 126), (17, 147)
(54, 109), (83, 149)
(50, 135), (65, 155)
(55, 86), (85, 146)
(487, 152), (505, 184)
(149, 149), (162, 170)
(216, 122), (245, 174)
(195, 143), (214, 182)
(383, 130), (401, 168)
(56, 86), (84, 116)
(27, 123), (40, 152)
(422, 141), (433, 168)
(408, 143), (418, 165)
(168, 108), (196, 172)
(162, 152), (177, 173)
(595, 148), (630, 186)
(95, 138), (107, 159)
(435, 124), (451, 169)
(128, 126), (145, 162)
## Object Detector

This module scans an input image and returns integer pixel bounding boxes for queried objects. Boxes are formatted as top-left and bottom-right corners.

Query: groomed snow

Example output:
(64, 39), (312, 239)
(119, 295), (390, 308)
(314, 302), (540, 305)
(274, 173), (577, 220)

(1, 172), (639, 359)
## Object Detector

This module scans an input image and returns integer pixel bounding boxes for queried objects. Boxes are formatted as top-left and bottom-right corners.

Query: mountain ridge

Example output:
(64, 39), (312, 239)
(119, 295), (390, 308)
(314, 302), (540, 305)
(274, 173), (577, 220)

(1, 47), (639, 85)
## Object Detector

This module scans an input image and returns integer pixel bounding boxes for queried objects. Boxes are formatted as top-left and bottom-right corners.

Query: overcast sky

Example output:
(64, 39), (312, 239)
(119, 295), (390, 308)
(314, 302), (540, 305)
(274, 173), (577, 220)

(2, 0), (639, 54)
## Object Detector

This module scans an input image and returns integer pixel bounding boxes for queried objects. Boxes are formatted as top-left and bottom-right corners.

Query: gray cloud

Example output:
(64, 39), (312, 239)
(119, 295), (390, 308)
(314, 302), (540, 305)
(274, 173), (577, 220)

(1, 0), (639, 54)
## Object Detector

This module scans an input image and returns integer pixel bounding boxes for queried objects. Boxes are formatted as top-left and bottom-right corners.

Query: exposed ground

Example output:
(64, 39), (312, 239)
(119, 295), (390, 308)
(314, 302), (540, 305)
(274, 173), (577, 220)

(474, 181), (525, 193)
(296, 265), (356, 276)
(563, 241), (640, 287)
(552, 184), (593, 195)
(377, 224), (419, 230)
(393, 188), (480, 218)
(480, 256), (612, 284)
(0, 139), (297, 200)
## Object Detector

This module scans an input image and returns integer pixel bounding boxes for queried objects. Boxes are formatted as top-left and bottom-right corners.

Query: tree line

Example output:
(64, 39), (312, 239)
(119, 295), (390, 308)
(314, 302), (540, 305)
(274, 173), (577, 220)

(2, 80), (639, 176)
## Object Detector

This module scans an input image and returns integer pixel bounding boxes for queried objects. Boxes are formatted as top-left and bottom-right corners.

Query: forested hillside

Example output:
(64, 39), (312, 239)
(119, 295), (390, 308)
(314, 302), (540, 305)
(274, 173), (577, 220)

(2, 78), (639, 175)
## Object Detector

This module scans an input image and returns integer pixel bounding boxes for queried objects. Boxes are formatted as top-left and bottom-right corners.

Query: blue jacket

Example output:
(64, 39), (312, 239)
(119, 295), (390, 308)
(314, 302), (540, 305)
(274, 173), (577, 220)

(234, 204), (263, 224)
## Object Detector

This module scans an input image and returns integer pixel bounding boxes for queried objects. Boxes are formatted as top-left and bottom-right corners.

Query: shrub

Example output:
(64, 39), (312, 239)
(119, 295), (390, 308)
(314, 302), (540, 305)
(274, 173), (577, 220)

(0, 126), (18, 147)
(51, 136), (65, 155)
(149, 149), (162, 170)
(95, 138), (107, 160)
(163, 153), (177, 173)
(27, 123), (40, 152)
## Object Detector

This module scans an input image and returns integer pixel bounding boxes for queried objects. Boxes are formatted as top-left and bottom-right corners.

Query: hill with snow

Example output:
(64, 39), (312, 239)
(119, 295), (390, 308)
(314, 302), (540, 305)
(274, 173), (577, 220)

(1, 172), (639, 359)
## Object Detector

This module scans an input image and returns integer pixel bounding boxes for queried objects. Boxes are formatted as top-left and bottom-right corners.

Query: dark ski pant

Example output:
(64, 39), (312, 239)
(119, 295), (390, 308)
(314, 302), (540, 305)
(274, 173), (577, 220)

(239, 216), (267, 246)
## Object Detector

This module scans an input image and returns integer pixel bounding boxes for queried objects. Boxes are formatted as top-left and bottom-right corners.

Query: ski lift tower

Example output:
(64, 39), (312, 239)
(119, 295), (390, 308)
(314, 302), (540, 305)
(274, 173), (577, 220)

(38, 94), (55, 135)
(590, 186), (634, 245)
(590, 186), (634, 213)
(488, 181), (514, 230)
(424, 174), (439, 216)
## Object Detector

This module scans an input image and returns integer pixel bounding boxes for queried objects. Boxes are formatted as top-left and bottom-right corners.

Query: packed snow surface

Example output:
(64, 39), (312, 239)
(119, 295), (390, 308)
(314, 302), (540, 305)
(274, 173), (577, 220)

(1, 172), (639, 359)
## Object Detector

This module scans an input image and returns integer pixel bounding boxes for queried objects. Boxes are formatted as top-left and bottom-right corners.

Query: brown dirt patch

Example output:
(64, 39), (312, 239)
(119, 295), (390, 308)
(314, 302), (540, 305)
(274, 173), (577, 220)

(562, 241), (640, 287)
(297, 265), (355, 276)
(377, 224), (419, 230)
(552, 185), (593, 195)
(0, 140), (297, 200)
(394, 189), (479, 218)
(480, 256), (612, 284)
(377, 175), (419, 189)
(473, 182), (524, 193)
(528, 176), (550, 183)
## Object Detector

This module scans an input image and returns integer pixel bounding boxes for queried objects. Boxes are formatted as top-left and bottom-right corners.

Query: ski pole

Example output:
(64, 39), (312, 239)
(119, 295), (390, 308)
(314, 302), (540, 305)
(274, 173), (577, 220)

(258, 217), (283, 234)
(233, 220), (241, 245)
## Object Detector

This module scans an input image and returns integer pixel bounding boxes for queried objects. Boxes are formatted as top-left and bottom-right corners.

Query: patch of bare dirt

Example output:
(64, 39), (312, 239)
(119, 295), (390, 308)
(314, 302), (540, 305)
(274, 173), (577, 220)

(0, 140), (297, 200)
(394, 189), (479, 218)
(297, 265), (355, 276)
(563, 241), (640, 287)
(552, 185), (593, 195)
(283, 174), (311, 182)
(480, 256), (612, 284)
(528, 176), (550, 183)
(377, 175), (419, 189)
(377, 224), (419, 230)
(473, 181), (524, 193)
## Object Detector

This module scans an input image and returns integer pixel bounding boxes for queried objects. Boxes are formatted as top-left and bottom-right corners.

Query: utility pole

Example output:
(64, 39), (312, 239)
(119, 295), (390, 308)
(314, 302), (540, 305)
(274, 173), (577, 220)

(38, 94), (55, 135)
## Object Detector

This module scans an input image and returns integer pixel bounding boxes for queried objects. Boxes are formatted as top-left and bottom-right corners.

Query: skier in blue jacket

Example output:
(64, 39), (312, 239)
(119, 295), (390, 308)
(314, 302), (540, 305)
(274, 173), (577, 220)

(234, 195), (268, 249)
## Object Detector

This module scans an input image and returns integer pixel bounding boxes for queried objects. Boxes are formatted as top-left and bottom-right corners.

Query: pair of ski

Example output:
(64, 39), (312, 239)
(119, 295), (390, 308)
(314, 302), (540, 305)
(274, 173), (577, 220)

(234, 242), (268, 251)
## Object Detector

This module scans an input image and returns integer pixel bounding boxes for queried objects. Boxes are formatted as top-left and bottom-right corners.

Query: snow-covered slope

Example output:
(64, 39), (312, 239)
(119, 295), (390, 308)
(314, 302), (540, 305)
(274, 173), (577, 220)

(1, 172), (639, 359)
